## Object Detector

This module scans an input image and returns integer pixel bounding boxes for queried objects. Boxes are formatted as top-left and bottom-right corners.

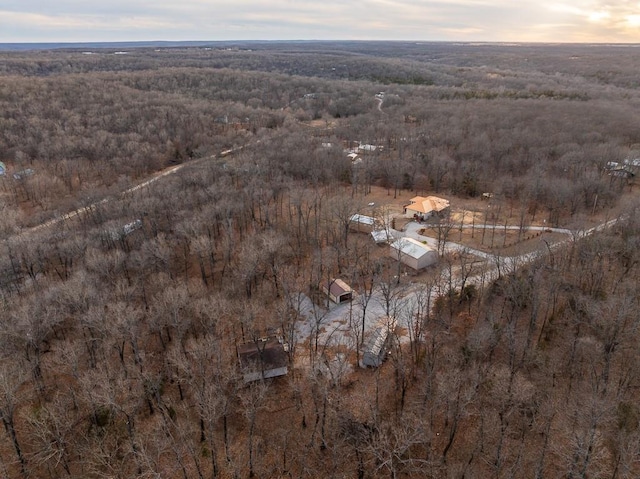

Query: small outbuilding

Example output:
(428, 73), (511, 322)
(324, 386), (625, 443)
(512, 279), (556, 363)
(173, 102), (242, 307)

(350, 214), (376, 233)
(371, 228), (395, 244)
(321, 279), (354, 304)
(237, 339), (289, 383)
(624, 158), (640, 169)
(389, 237), (438, 270)
(13, 168), (34, 180)
(609, 166), (635, 179)
(358, 143), (381, 153)
(362, 317), (396, 368)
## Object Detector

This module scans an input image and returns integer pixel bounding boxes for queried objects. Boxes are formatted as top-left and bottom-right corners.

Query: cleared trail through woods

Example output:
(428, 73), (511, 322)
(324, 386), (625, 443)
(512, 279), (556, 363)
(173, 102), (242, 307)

(12, 145), (244, 239)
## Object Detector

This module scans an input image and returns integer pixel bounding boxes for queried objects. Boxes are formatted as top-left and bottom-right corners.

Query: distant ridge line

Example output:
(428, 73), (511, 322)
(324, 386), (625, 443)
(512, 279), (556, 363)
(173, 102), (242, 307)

(0, 40), (351, 52)
(0, 41), (228, 51)
(1, 40), (639, 52)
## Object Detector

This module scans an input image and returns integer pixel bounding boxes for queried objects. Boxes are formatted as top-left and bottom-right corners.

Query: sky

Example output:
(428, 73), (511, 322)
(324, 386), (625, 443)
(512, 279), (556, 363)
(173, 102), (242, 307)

(1, 0), (640, 44)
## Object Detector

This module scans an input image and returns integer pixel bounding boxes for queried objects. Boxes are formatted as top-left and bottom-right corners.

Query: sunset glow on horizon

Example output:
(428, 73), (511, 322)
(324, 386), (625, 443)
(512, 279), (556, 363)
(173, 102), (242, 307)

(1, 1), (639, 43)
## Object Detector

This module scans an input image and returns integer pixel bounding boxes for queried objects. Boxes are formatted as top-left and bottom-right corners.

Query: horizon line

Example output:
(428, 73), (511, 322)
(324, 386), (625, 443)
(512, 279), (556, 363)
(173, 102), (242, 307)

(2, 39), (640, 52)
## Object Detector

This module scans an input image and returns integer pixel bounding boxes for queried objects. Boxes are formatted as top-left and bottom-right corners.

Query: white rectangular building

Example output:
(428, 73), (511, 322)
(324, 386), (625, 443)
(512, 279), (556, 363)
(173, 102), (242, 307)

(389, 237), (438, 270)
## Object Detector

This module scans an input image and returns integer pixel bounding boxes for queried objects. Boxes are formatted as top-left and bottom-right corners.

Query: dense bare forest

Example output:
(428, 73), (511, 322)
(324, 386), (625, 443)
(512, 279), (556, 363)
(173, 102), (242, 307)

(1, 41), (640, 478)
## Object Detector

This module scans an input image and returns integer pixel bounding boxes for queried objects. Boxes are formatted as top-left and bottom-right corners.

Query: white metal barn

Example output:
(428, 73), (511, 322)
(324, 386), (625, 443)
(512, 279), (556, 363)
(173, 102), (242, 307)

(389, 237), (438, 270)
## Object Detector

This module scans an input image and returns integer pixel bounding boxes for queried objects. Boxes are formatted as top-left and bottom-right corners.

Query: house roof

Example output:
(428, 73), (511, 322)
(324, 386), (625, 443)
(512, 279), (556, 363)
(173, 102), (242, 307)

(238, 339), (288, 372)
(407, 196), (450, 214)
(390, 237), (436, 260)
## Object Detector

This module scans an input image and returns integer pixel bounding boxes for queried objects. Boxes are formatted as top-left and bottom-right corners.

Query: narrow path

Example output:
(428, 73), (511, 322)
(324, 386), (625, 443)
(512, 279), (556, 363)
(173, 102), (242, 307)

(14, 146), (245, 239)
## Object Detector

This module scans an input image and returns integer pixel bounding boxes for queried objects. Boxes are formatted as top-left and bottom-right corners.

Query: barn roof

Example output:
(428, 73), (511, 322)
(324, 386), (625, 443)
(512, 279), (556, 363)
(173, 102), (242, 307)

(390, 237), (435, 260)
(237, 339), (288, 372)
(364, 317), (396, 357)
(350, 214), (375, 226)
(371, 228), (394, 243)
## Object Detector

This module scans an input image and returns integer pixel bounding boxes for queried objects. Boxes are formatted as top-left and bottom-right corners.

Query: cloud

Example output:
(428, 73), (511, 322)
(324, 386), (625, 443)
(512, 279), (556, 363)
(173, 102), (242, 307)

(1, 1), (639, 42)
(544, 1), (640, 41)
(1, 11), (172, 29)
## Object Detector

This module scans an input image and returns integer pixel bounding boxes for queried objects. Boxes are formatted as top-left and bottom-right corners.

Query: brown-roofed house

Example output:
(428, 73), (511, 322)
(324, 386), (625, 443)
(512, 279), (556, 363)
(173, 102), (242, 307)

(321, 278), (354, 304)
(237, 339), (289, 383)
(404, 196), (450, 219)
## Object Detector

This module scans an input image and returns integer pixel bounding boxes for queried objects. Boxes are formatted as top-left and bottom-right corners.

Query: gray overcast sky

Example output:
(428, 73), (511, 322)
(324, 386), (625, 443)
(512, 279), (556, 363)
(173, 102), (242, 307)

(1, 1), (640, 43)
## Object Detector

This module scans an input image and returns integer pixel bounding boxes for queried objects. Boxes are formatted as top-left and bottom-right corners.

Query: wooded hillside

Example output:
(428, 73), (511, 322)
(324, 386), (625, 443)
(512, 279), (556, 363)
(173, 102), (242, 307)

(1, 42), (640, 478)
